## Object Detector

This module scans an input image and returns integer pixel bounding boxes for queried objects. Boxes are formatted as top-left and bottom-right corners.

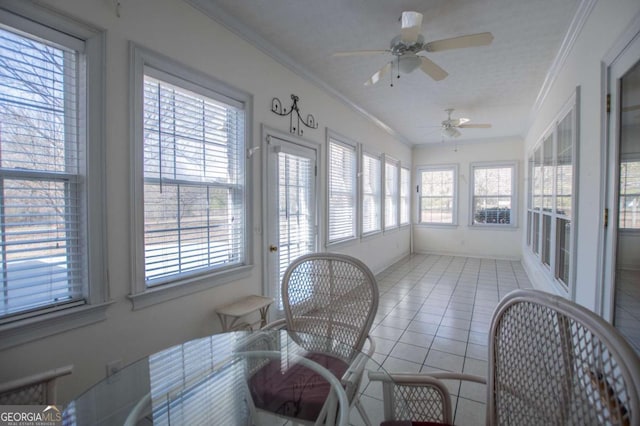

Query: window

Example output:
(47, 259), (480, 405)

(471, 163), (516, 226)
(327, 137), (357, 243)
(418, 166), (457, 225)
(619, 160), (640, 229)
(132, 45), (250, 304)
(400, 167), (410, 225)
(361, 152), (381, 235)
(384, 157), (399, 229)
(0, 5), (107, 337)
(526, 95), (577, 290)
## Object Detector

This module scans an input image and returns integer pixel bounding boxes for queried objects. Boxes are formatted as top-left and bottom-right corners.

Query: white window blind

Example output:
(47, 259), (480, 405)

(361, 153), (381, 234)
(278, 151), (315, 284)
(471, 165), (514, 225)
(143, 72), (245, 285)
(400, 167), (410, 225)
(619, 161), (640, 229)
(328, 138), (356, 242)
(0, 25), (86, 318)
(526, 99), (577, 290)
(385, 158), (399, 229)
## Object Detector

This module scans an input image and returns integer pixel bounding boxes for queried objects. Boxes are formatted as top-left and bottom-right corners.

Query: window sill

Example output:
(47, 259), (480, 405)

(0, 301), (114, 350)
(469, 224), (519, 231)
(326, 237), (358, 250)
(130, 265), (253, 310)
(360, 230), (382, 241)
(415, 223), (458, 229)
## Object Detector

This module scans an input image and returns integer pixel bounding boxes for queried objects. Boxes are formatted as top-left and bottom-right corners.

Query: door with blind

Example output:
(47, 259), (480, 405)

(603, 29), (640, 354)
(265, 132), (318, 312)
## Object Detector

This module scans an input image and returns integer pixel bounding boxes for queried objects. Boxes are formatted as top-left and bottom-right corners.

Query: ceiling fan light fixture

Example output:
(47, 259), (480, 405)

(399, 55), (421, 73)
(444, 127), (461, 138)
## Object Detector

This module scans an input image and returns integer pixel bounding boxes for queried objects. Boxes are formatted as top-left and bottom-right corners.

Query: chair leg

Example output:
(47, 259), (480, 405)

(355, 399), (372, 426)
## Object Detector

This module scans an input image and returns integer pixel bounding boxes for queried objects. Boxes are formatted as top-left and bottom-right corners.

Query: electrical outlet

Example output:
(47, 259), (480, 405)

(106, 359), (122, 377)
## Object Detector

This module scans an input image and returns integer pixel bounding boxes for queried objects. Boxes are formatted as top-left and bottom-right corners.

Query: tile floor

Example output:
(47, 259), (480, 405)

(353, 253), (533, 426)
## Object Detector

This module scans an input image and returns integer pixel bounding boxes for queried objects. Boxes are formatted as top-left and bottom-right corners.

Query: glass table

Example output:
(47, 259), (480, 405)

(62, 330), (389, 425)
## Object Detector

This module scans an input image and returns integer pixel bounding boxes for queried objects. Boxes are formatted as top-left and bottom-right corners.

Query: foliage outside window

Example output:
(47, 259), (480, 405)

(418, 166), (457, 225)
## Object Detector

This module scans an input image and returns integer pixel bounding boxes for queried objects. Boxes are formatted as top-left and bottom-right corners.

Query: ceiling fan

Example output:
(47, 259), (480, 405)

(332, 11), (493, 86)
(440, 108), (492, 138)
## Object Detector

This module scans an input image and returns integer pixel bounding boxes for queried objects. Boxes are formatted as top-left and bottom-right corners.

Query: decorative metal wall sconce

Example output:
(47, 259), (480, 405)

(271, 94), (318, 136)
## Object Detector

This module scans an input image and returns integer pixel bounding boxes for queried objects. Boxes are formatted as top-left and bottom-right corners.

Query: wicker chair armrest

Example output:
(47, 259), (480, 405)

(363, 334), (375, 357)
(419, 371), (486, 385)
(0, 365), (73, 405)
(260, 318), (287, 330)
(368, 371), (456, 424)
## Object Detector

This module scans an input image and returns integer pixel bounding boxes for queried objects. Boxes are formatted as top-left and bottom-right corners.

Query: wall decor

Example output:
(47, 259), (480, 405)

(271, 94), (318, 136)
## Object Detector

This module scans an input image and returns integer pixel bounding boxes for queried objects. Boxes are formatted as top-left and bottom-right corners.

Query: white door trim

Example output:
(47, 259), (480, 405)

(598, 12), (640, 320)
(260, 124), (321, 308)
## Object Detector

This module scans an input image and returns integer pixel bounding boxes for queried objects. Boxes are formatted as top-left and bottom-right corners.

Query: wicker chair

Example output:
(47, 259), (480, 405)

(0, 365), (73, 405)
(251, 252), (379, 425)
(369, 289), (640, 426)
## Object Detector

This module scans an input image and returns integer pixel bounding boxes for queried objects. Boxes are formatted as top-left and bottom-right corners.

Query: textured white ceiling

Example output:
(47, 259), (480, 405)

(190, 0), (579, 145)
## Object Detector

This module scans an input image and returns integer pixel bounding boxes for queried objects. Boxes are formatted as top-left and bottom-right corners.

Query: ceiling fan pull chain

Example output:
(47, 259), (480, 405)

(390, 61), (394, 87)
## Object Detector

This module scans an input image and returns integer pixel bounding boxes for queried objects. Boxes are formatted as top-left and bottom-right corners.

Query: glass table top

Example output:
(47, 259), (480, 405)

(62, 329), (389, 425)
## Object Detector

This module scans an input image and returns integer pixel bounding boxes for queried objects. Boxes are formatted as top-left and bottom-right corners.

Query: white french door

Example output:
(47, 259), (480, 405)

(264, 130), (318, 313)
(602, 26), (640, 353)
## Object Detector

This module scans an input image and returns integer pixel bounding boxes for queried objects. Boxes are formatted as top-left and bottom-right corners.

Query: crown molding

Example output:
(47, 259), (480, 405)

(527, 0), (597, 126)
(184, 0), (413, 147)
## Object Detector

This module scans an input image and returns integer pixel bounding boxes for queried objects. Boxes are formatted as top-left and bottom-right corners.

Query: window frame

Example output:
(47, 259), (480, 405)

(384, 155), (400, 231)
(416, 164), (459, 227)
(130, 43), (253, 310)
(400, 166), (411, 226)
(326, 131), (358, 246)
(0, 3), (109, 349)
(360, 150), (382, 237)
(618, 155), (640, 232)
(526, 89), (579, 295)
(469, 161), (518, 228)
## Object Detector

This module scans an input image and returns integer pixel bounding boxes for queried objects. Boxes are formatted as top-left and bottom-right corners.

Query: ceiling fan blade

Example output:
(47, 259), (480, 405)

(418, 56), (448, 81)
(364, 62), (392, 86)
(332, 50), (389, 57)
(401, 11), (423, 44)
(425, 32), (494, 52)
(459, 123), (492, 129)
(451, 118), (470, 126)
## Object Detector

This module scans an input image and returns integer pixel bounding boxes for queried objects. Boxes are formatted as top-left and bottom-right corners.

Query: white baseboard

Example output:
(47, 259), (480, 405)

(412, 249), (520, 262)
(372, 250), (411, 275)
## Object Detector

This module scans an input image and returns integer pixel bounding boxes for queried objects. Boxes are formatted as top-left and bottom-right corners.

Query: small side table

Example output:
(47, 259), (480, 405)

(215, 295), (274, 331)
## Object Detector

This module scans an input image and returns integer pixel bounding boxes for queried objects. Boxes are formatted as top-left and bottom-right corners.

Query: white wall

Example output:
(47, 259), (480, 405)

(412, 137), (524, 260)
(522, 0), (640, 309)
(0, 0), (411, 402)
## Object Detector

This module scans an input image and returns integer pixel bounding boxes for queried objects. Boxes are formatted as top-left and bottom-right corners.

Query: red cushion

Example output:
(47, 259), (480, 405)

(248, 352), (349, 422)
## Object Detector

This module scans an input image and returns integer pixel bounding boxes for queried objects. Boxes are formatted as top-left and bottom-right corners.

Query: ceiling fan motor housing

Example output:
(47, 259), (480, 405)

(390, 34), (425, 56)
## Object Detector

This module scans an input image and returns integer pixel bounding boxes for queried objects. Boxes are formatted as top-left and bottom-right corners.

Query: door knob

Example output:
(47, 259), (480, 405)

(269, 245), (278, 252)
